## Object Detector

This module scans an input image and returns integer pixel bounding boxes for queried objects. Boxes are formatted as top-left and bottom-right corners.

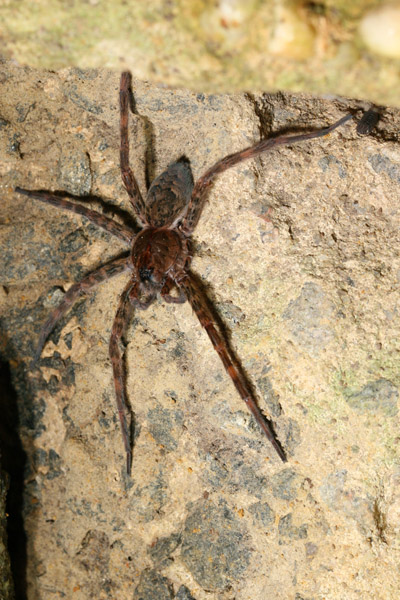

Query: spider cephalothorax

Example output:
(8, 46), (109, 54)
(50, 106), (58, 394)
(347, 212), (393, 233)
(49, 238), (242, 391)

(131, 225), (189, 303)
(16, 72), (353, 473)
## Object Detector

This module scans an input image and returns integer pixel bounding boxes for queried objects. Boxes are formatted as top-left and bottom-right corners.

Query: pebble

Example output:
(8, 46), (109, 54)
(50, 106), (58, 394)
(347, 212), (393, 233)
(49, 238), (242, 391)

(359, 4), (400, 59)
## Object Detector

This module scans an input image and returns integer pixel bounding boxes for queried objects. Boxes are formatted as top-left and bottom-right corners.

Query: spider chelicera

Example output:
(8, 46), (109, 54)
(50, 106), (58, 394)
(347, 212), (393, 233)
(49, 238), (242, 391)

(16, 72), (353, 474)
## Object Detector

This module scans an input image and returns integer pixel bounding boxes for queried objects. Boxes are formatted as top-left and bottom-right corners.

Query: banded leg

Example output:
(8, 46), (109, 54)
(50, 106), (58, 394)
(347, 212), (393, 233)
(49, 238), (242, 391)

(120, 71), (147, 223)
(181, 113), (353, 236)
(175, 271), (287, 462)
(15, 188), (134, 244)
(33, 255), (131, 364)
(109, 279), (136, 474)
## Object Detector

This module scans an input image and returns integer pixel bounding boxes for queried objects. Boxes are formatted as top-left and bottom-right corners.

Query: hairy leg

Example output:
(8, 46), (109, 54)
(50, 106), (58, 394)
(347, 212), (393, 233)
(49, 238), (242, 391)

(181, 113), (353, 236)
(15, 188), (134, 244)
(175, 271), (287, 462)
(109, 279), (136, 474)
(33, 255), (131, 364)
(120, 71), (147, 223)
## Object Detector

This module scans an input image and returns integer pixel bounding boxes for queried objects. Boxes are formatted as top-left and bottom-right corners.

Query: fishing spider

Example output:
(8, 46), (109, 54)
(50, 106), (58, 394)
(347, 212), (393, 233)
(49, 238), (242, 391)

(16, 72), (353, 473)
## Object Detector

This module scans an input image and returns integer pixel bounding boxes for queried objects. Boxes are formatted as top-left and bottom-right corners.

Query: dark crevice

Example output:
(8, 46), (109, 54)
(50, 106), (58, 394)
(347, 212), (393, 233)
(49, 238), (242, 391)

(0, 359), (28, 600)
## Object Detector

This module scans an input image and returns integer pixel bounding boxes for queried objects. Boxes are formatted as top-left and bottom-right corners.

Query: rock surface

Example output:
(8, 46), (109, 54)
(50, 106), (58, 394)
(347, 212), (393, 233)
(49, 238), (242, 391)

(1, 62), (400, 599)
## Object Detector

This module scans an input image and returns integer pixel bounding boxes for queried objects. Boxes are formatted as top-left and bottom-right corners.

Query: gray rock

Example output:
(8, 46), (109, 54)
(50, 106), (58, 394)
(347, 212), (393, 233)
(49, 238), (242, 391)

(181, 500), (251, 590)
(345, 379), (398, 416)
(282, 282), (335, 355)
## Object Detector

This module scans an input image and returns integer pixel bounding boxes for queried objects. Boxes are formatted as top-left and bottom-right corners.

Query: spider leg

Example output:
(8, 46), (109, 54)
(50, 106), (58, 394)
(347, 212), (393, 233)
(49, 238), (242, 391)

(181, 113), (353, 236)
(175, 271), (287, 462)
(120, 71), (147, 223)
(109, 279), (137, 475)
(33, 255), (131, 365)
(15, 188), (134, 244)
(161, 278), (186, 304)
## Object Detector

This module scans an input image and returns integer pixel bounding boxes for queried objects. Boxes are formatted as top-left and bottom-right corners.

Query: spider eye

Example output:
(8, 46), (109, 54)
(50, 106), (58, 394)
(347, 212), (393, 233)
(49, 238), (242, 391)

(139, 267), (153, 281)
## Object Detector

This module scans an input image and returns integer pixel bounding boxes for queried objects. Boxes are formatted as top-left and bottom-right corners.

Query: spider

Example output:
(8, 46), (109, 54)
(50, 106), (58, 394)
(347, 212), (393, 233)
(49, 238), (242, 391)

(16, 72), (353, 474)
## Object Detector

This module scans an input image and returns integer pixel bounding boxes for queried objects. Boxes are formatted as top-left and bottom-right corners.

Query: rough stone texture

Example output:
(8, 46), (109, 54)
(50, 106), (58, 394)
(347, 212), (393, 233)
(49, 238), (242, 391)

(180, 499), (251, 590)
(1, 62), (400, 598)
(1, 1), (400, 106)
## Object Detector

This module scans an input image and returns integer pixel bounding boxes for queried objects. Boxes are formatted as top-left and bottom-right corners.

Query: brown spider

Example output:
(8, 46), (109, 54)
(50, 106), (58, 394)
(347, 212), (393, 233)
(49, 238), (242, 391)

(16, 72), (353, 474)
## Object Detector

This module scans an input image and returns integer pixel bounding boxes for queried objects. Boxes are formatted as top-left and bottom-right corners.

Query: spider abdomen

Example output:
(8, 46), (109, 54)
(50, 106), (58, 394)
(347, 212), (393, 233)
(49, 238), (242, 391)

(145, 160), (194, 227)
